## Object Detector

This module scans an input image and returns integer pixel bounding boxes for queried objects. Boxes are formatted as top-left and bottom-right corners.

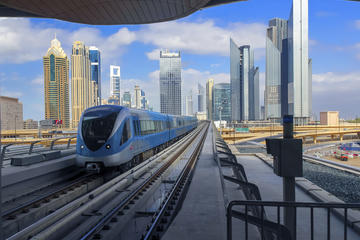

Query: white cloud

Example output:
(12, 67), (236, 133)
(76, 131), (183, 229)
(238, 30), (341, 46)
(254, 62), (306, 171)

(312, 71), (360, 117)
(0, 18), (266, 64)
(139, 20), (266, 59)
(146, 49), (161, 60)
(31, 75), (43, 85)
(0, 18), (136, 64)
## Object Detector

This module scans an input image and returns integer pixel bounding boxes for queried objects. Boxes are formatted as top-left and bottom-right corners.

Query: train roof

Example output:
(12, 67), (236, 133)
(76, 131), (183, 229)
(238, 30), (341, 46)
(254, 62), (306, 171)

(84, 105), (197, 121)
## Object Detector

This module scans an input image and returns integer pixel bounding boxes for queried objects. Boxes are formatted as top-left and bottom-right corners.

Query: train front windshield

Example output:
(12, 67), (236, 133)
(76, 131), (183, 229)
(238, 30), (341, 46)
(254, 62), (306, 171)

(81, 109), (120, 151)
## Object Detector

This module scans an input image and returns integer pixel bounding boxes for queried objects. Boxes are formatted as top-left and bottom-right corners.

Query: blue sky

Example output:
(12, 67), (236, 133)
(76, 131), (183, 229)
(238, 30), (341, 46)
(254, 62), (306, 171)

(1, 0), (360, 120)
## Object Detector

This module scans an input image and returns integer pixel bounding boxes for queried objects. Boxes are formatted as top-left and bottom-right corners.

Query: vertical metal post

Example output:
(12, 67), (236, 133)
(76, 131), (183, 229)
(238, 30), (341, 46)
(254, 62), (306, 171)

(283, 115), (296, 239)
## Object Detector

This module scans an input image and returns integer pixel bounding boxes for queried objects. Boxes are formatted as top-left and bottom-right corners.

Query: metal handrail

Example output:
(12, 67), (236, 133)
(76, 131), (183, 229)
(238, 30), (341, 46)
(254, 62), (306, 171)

(29, 140), (42, 154)
(67, 137), (76, 149)
(227, 200), (360, 240)
(50, 137), (76, 150)
(1, 144), (14, 162)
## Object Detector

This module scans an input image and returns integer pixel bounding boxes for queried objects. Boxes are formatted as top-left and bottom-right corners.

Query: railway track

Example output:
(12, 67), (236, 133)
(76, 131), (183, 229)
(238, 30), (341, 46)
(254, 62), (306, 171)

(2, 173), (103, 239)
(77, 123), (208, 240)
(8, 123), (208, 240)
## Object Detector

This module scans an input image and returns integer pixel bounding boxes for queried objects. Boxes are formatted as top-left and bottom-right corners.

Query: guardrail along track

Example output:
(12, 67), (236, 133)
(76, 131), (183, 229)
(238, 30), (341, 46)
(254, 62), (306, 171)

(9, 123), (207, 240)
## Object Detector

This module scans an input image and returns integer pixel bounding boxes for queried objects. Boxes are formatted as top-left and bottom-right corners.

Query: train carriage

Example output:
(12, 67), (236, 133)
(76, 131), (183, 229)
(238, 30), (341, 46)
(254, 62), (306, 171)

(76, 105), (197, 172)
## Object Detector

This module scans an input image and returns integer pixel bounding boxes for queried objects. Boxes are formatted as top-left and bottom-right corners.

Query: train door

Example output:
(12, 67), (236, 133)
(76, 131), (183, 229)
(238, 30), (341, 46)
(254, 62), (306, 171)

(132, 115), (140, 154)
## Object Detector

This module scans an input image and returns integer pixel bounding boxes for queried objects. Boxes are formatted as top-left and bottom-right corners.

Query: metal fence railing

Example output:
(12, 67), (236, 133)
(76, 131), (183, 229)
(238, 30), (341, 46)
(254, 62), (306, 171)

(227, 200), (360, 240)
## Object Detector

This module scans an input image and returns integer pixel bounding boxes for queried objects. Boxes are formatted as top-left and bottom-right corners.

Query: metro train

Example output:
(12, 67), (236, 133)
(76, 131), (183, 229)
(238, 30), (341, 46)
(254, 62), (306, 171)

(76, 105), (198, 172)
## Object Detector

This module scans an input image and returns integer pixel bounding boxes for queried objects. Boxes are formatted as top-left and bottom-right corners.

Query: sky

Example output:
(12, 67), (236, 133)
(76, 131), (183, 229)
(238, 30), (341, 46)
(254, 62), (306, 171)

(1, 0), (360, 120)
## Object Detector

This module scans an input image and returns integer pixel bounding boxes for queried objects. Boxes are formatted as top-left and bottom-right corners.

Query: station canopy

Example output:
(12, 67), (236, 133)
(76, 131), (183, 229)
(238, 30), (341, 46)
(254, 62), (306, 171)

(0, 0), (245, 25)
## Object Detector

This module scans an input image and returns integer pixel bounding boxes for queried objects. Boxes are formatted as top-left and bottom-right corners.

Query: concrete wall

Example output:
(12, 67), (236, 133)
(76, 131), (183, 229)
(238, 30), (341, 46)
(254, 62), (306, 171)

(320, 111), (339, 126)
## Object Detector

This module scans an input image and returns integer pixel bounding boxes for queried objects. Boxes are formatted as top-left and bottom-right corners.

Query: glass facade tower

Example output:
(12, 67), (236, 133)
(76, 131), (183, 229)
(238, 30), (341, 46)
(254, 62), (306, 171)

(265, 18), (288, 120)
(288, 0), (311, 124)
(197, 83), (205, 112)
(159, 50), (181, 115)
(213, 83), (231, 122)
(89, 46), (101, 106)
(110, 65), (121, 104)
(230, 38), (259, 121)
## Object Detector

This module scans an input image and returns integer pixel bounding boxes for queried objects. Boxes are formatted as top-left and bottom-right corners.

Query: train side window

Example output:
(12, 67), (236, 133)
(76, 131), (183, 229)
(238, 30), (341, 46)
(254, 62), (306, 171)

(121, 119), (131, 145)
(137, 120), (141, 136)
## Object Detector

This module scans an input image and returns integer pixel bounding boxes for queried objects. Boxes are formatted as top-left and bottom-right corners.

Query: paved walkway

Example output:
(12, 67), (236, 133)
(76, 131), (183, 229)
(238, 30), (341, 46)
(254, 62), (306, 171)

(237, 155), (360, 240)
(163, 125), (227, 240)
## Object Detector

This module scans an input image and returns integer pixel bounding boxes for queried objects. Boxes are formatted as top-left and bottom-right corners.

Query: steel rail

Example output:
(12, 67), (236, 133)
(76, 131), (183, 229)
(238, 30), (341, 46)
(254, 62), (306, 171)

(143, 123), (209, 240)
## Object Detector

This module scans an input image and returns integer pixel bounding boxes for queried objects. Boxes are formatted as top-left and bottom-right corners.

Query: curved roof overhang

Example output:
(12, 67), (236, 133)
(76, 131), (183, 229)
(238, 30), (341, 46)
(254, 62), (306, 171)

(0, 0), (246, 25)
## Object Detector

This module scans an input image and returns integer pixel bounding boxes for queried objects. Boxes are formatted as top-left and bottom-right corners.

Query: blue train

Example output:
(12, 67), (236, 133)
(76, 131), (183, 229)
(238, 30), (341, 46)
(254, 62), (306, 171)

(76, 105), (198, 172)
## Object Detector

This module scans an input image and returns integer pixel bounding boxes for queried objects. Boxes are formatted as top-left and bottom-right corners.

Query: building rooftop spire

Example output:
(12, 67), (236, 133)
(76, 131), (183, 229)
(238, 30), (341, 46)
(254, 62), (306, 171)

(46, 34), (66, 58)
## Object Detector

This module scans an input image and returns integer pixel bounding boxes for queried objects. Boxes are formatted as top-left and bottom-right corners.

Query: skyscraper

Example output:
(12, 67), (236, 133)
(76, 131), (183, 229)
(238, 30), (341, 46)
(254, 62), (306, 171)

(252, 67), (260, 120)
(213, 83), (231, 122)
(230, 39), (259, 122)
(230, 38), (241, 122)
(140, 90), (149, 110)
(71, 41), (91, 127)
(185, 93), (193, 116)
(287, 0), (310, 125)
(134, 85), (141, 109)
(197, 83), (205, 112)
(159, 50), (181, 115)
(110, 65), (121, 104)
(89, 46), (101, 106)
(265, 18), (288, 121)
(206, 78), (214, 120)
(43, 36), (70, 128)
(122, 91), (131, 107)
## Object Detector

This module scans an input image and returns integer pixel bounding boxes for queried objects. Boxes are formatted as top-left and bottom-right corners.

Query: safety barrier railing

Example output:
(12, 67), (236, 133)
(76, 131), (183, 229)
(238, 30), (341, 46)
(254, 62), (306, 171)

(227, 200), (360, 240)
(212, 123), (291, 240)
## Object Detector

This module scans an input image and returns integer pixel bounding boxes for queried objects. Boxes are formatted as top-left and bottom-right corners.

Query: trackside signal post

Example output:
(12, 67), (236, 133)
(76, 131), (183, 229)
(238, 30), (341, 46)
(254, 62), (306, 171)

(266, 115), (303, 239)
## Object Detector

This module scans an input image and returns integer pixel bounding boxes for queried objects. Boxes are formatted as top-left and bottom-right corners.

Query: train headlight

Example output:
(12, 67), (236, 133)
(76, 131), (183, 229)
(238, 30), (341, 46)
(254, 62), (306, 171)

(80, 145), (84, 149)
(106, 144), (111, 149)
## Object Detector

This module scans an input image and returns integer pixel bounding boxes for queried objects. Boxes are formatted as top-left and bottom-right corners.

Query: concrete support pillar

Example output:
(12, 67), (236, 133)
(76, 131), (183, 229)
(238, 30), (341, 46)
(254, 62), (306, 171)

(313, 136), (317, 144)
(340, 134), (344, 141)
